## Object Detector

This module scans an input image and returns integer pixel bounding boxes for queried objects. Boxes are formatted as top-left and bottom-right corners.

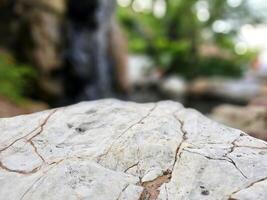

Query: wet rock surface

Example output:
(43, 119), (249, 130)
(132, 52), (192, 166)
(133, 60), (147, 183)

(0, 99), (266, 200)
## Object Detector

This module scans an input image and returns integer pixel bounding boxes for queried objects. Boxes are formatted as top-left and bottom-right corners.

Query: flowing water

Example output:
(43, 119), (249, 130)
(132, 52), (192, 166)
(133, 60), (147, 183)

(64, 0), (115, 103)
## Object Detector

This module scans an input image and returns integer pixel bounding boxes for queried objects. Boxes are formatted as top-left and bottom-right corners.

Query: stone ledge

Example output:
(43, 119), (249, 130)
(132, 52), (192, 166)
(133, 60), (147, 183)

(0, 99), (266, 200)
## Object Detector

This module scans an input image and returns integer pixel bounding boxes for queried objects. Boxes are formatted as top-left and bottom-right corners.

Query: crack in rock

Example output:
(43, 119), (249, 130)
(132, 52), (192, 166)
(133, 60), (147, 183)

(235, 146), (267, 150)
(172, 114), (188, 170)
(124, 162), (139, 173)
(20, 160), (64, 200)
(116, 184), (130, 200)
(0, 109), (57, 152)
(184, 149), (247, 179)
(228, 176), (267, 200)
(0, 160), (41, 175)
(139, 110), (187, 200)
(20, 174), (46, 200)
(224, 133), (245, 157)
(225, 156), (247, 179)
(27, 109), (57, 142)
(29, 141), (46, 163)
(0, 127), (39, 152)
(220, 134), (252, 179)
(223, 133), (267, 156)
(172, 114), (248, 179)
(138, 170), (172, 200)
(164, 184), (169, 200)
(135, 109), (186, 199)
(0, 109), (57, 174)
(202, 134), (267, 151)
(97, 104), (157, 162)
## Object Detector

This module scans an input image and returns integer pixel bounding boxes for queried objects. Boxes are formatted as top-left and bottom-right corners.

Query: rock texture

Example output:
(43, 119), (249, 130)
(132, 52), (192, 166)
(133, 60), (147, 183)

(0, 99), (267, 200)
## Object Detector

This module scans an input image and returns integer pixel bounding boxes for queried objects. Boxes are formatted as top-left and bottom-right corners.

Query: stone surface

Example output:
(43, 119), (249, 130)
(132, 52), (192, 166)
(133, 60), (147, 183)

(0, 99), (266, 200)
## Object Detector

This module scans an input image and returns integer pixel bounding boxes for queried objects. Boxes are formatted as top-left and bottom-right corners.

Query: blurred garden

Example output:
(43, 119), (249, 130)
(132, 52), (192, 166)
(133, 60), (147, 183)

(117, 0), (260, 78)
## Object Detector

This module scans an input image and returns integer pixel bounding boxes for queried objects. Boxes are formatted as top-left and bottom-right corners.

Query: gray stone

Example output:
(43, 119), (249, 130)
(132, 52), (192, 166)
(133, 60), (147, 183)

(0, 99), (266, 200)
(211, 104), (267, 141)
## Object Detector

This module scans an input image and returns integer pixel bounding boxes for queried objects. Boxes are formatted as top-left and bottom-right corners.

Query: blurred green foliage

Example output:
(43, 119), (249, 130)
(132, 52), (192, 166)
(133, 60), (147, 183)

(117, 0), (260, 79)
(0, 52), (36, 103)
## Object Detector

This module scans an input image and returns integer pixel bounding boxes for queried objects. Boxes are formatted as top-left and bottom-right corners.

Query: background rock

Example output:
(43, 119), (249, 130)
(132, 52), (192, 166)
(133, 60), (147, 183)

(0, 99), (266, 200)
(189, 77), (266, 103)
(211, 104), (267, 141)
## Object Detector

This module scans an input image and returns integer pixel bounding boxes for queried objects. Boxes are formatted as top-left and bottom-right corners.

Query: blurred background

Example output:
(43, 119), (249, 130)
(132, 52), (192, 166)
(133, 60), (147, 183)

(1, 0), (267, 140)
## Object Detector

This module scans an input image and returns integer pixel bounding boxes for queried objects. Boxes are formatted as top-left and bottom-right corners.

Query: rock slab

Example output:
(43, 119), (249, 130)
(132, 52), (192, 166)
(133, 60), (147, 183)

(0, 99), (266, 200)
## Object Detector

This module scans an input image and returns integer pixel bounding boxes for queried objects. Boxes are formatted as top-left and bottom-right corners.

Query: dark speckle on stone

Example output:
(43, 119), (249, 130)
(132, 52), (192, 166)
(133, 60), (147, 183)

(75, 127), (86, 133)
(67, 123), (73, 129)
(201, 189), (210, 195)
(163, 170), (171, 175)
(86, 109), (97, 115)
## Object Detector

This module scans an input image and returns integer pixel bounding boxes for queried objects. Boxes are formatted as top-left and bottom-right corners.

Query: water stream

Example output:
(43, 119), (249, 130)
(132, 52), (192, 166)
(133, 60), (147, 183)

(64, 0), (115, 103)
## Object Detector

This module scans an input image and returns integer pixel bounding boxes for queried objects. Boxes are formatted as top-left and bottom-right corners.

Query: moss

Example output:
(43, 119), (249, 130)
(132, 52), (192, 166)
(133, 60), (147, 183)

(0, 52), (37, 104)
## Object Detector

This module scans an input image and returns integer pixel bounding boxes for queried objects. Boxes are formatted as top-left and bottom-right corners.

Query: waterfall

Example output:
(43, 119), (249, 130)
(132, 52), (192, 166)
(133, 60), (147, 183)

(64, 0), (116, 103)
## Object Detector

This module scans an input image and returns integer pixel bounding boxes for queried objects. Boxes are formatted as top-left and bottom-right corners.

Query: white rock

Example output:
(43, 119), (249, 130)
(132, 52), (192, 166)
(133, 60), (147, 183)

(0, 99), (266, 200)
